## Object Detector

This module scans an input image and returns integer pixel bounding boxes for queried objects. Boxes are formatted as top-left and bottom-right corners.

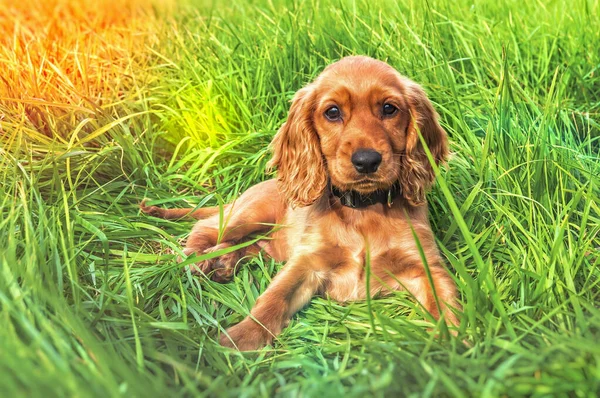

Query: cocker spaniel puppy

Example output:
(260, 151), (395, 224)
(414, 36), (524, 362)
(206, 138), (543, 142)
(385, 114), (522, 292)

(141, 56), (459, 350)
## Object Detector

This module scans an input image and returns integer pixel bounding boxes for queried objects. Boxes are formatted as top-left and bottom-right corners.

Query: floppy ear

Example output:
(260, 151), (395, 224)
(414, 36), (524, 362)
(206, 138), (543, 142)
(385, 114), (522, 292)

(399, 80), (449, 206)
(268, 85), (327, 207)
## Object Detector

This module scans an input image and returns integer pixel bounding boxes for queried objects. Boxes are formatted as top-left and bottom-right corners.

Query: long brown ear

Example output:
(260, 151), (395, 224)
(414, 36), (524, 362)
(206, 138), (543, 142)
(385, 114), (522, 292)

(268, 85), (327, 207)
(399, 80), (449, 206)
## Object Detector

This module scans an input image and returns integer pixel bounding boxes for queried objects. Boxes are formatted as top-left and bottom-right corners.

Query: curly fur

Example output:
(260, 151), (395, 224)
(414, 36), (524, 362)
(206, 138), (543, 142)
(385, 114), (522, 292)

(142, 56), (459, 351)
(268, 85), (328, 207)
(399, 80), (449, 205)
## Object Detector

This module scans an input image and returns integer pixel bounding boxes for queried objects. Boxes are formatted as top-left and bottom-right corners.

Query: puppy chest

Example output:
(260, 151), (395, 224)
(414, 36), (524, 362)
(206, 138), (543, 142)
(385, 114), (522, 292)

(323, 247), (365, 302)
(321, 227), (419, 301)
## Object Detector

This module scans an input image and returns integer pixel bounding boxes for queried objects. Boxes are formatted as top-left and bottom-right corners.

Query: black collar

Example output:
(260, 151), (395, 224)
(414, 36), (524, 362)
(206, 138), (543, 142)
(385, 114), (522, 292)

(330, 182), (402, 209)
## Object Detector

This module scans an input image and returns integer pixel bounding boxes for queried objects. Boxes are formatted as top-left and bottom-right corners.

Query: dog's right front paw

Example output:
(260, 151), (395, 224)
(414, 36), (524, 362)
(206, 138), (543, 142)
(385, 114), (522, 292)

(182, 244), (239, 283)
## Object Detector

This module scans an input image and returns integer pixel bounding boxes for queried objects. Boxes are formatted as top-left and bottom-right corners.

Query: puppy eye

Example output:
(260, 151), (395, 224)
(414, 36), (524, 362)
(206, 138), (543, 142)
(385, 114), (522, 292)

(382, 103), (398, 116)
(324, 106), (341, 121)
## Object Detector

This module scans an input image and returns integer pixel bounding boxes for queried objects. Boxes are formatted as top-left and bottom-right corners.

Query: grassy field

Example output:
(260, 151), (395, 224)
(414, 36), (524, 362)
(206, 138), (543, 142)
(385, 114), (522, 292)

(1, 0), (599, 396)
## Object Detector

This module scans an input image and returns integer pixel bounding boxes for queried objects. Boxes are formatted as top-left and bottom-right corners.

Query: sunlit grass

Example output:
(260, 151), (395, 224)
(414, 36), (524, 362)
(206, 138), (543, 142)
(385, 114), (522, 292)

(1, 0), (599, 396)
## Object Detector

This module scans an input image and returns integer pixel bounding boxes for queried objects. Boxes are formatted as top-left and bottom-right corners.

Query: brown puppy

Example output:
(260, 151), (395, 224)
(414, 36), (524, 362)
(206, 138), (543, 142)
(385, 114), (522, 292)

(141, 56), (459, 350)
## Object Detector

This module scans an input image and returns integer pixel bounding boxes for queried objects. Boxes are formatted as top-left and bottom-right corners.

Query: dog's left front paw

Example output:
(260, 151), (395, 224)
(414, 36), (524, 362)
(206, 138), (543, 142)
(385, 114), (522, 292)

(219, 318), (272, 351)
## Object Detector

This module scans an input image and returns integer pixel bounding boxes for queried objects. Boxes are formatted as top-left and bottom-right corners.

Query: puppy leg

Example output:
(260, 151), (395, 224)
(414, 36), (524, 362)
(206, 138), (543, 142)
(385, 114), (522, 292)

(191, 241), (263, 283)
(395, 264), (459, 327)
(183, 180), (283, 281)
(140, 199), (225, 220)
(182, 211), (271, 282)
(220, 256), (322, 350)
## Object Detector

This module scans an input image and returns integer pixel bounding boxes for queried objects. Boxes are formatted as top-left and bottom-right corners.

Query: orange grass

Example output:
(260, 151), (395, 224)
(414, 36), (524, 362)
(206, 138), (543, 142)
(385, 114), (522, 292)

(0, 0), (170, 144)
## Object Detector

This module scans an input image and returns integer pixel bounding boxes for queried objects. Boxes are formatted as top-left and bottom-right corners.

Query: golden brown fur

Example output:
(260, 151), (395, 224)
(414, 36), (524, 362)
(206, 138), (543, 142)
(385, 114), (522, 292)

(141, 56), (459, 350)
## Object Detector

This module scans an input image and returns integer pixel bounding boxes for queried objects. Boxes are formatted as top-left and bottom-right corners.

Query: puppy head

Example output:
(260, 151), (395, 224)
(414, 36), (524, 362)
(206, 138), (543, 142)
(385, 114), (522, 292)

(269, 56), (448, 207)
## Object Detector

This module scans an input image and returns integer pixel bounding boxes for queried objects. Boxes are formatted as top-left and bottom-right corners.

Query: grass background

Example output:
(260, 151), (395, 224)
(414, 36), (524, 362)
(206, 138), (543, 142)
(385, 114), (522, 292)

(1, 0), (599, 396)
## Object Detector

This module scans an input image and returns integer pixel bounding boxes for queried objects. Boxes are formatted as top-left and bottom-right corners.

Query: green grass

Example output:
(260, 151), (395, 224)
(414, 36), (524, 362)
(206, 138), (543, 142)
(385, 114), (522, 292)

(1, 0), (600, 396)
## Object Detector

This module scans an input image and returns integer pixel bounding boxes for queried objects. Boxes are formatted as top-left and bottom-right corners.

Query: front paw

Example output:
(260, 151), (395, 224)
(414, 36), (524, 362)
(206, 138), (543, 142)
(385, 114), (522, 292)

(219, 318), (272, 351)
(183, 245), (239, 283)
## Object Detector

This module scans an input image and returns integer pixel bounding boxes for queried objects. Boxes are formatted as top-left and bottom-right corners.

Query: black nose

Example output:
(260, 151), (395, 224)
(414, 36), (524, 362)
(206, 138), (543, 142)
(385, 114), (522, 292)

(351, 149), (382, 174)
